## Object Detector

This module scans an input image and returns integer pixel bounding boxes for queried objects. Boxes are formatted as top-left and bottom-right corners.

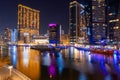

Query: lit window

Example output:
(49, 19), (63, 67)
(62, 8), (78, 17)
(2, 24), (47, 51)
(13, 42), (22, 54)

(98, 5), (101, 7)
(97, 23), (99, 26)
(114, 26), (119, 29)
(109, 19), (119, 22)
(109, 13), (112, 16)
(116, 19), (119, 21)
(103, 24), (106, 26)
(98, 18), (103, 20)
(92, 6), (95, 9)
(98, 0), (104, 3)
(73, 31), (76, 32)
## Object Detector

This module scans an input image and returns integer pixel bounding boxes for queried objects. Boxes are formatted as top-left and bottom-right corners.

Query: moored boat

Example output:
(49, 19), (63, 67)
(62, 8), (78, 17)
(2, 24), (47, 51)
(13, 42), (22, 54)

(90, 48), (114, 55)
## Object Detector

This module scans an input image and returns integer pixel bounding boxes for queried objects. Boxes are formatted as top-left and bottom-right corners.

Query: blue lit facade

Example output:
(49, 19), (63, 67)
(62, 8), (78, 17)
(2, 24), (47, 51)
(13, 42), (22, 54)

(11, 29), (18, 42)
(48, 24), (60, 44)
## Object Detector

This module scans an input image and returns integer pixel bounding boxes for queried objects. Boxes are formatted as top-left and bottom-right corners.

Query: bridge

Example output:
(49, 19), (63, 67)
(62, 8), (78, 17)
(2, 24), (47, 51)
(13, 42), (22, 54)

(30, 44), (68, 52)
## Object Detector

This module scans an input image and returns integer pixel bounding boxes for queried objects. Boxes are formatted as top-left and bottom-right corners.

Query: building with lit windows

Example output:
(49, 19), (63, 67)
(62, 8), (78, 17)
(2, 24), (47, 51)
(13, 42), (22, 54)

(32, 35), (49, 44)
(0, 35), (3, 45)
(79, 6), (88, 44)
(18, 4), (40, 43)
(61, 34), (70, 45)
(107, 0), (120, 44)
(3, 28), (18, 45)
(48, 23), (60, 45)
(69, 1), (85, 44)
(3, 28), (11, 44)
(114, 7), (120, 43)
(91, 0), (107, 44)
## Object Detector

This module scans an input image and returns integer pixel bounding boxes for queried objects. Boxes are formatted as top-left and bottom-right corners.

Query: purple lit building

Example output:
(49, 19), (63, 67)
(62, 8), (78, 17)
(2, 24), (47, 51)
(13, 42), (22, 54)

(48, 23), (60, 44)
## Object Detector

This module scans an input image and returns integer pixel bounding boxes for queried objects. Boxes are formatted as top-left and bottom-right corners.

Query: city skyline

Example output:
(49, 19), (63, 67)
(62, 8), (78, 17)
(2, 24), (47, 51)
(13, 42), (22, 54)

(0, 0), (120, 80)
(0, 0), (83, 34)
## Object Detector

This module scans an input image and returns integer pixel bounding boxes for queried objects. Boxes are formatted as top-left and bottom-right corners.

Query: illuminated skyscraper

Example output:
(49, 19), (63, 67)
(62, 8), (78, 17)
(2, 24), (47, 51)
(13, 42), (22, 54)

(79, 5), (88, 44)
(115, 4), (120, 43)
(91, 0), (107, 44)
(3, 28), (11, 43)
(107, 0), (120, 43)
(18, 4), (40, 43)
(69, 1), (83, 44)
(48, 23), (60, 44)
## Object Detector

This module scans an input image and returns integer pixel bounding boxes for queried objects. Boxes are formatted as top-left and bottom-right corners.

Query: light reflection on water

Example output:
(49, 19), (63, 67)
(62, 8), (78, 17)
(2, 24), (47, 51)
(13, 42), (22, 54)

(22, 47), (30, 67)
(10, 46), (17, 68)
(9, 46), (120, 80)
(42, 52), (51, 66)
(56, 52), (64, 74)
(10, 46), (40, 80)
(78, 73), (87, 80)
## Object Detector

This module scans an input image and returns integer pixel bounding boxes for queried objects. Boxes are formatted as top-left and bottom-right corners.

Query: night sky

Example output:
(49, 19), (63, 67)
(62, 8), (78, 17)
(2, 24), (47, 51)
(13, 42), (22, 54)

(0, 0), (82, 34)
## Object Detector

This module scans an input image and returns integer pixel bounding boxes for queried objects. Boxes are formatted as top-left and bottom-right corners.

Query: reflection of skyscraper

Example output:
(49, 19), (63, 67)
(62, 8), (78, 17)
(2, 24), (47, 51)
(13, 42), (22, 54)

(18, 4), (40, 43)
(69, 1), (81, 44)
(48, 23), (60, 44)
(91, 0), (106, 44)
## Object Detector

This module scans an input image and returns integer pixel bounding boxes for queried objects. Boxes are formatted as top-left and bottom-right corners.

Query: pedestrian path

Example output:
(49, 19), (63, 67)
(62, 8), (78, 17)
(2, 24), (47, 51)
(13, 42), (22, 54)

(0, 65), (31, 80)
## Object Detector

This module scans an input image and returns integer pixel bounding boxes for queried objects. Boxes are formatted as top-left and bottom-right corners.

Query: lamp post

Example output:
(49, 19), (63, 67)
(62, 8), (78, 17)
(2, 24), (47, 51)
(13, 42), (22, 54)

(8, 65), (13, 77)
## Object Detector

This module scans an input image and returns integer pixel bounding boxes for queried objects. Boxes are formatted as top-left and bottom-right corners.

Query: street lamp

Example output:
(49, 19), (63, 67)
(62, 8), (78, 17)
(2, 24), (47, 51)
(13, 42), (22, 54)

(8, 65), (13, 77)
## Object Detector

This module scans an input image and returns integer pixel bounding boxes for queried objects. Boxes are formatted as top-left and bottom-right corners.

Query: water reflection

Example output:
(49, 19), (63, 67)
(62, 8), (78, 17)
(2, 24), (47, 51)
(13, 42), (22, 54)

(10, 46), (41, 80)
(56, 52), (64, 74)
(42, 52), (51, 66)
(9, 46), (120, 80)
(48, 55), (56, 78)
(10, 46), (17, 68)
(78, 73), (87, 80)
(22, 47), (30, 67)
(42, 52), (64, 78)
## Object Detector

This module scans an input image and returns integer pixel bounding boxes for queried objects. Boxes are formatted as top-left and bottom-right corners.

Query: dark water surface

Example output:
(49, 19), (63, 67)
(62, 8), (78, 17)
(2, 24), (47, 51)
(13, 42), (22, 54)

(9, 46), (120, 80)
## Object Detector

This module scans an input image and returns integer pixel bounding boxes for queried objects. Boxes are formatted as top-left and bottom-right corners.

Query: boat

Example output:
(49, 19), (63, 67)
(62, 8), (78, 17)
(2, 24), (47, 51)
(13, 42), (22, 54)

(90, 48), (114, 55)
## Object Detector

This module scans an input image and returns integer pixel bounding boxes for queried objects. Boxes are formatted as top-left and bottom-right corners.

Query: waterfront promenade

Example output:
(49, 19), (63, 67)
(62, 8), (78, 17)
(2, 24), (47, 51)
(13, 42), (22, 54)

(0, 65), (31, 80)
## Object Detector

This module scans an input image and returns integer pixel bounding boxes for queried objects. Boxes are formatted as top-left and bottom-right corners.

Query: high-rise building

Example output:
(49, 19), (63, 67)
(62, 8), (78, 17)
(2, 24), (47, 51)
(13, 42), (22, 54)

(3, 28), (11, 44)
(11, 29), (18, 42)
(69, 1), (84, 44)
(91, 0), (107, 44)
(114, 4), (120, 43)
(0, 35), (4, 45)
(3, 28), (18, 44)
(107, 0), (120, 44)
(18, 4), (40, 43)
(48, 23), (60, 45)
(79, 5), (88, 44)
(61, 34), (70, 45)
(83, 0), (93, 44)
